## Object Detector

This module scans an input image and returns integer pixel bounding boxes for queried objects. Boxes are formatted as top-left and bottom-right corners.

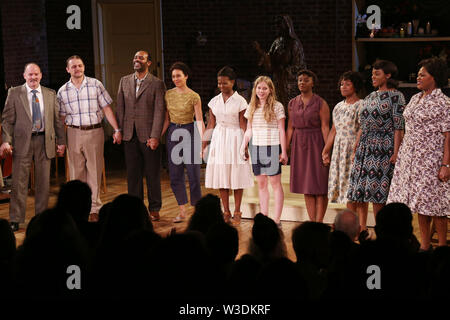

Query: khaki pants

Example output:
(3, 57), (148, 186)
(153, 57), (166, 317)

(67, 126), (104, 213)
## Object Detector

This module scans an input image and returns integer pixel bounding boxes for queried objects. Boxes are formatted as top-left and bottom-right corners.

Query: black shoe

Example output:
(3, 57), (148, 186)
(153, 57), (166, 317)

(9, 222), (19, 232)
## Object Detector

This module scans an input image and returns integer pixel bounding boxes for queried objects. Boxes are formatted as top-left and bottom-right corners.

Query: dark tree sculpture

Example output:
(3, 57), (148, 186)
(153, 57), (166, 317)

(253, 15), (307, 108)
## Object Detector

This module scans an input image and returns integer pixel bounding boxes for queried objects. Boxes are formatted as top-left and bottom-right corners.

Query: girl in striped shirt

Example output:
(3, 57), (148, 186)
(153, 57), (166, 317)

(240, 76), (288, 226)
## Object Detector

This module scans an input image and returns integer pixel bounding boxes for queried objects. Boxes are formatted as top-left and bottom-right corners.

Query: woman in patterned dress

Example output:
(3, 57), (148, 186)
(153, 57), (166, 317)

(347, 60), (405, 233)
(388, 57), (450, 250)
(202, 66), (254, 224)
(322, 71), (364, 212)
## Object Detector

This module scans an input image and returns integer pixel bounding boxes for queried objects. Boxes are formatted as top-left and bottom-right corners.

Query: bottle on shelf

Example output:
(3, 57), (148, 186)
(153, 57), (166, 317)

(407, 22), (412, 36)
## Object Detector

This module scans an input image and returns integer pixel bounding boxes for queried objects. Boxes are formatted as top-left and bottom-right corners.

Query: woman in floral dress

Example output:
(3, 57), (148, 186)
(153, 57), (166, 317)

(347, 60), (405, 233)
(388, 57), (450, 250)
(322, 71), (364, 212)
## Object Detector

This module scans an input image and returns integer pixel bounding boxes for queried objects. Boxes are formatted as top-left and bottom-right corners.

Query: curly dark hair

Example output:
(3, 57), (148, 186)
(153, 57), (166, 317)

(338, 71), (364, 93)
(297, 69), (318, 87)
(418, 57), (449, 88)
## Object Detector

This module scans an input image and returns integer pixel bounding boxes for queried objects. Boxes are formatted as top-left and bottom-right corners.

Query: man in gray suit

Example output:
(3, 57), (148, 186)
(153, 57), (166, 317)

(116, 50), (166, 221)
(0, 63), (66, 232)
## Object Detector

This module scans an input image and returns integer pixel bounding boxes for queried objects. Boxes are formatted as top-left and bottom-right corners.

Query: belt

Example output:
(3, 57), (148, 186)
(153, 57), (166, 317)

(68, 123), (103, 130)
(31, 131), (45, 136)
(170, 122), (193, 128)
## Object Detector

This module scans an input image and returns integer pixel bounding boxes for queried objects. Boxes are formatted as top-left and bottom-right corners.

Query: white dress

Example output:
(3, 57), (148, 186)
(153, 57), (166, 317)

(205, 92), (254, 189)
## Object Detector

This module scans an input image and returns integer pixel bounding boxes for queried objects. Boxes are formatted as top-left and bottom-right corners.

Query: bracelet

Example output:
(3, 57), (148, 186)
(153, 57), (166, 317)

(114, 128), (122, 133)
(441, 164), (450, 168)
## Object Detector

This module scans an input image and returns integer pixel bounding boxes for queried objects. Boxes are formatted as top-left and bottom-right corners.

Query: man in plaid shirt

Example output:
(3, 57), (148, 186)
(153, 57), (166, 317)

(57, 55), (122, 220)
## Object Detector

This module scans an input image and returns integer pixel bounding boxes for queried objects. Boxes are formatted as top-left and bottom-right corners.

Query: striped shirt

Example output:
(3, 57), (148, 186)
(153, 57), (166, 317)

(245, 101), (285, 146)
(57, 76), (112, 126)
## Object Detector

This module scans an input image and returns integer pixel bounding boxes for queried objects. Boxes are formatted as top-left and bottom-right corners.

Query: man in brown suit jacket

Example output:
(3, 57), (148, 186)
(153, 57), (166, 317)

(116, 50), (166, 220)
(0, 63), (66, 232)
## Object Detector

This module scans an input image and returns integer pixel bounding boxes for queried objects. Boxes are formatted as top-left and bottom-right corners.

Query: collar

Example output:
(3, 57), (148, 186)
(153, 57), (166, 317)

(221, 91), (237, 101)
(25, 83), (41, 94)
(134, 72), (149, 81)
(69, 76), (87, 89)
(419, 88), (442, 100)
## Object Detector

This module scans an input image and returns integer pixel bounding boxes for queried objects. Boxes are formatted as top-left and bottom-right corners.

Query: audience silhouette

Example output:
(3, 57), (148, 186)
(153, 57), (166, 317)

(0, 185), (447, 303)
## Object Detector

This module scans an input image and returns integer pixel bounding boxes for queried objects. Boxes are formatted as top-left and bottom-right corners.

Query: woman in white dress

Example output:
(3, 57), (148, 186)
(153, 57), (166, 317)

(202, 66), (254, 224)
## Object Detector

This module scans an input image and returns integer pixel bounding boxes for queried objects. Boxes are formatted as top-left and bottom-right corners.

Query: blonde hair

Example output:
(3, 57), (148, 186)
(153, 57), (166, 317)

(247, 76), (277, 123)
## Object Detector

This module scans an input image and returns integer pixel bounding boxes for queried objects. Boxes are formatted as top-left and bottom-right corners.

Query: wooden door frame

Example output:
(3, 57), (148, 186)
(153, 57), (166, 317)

(90, 0), (164, 86)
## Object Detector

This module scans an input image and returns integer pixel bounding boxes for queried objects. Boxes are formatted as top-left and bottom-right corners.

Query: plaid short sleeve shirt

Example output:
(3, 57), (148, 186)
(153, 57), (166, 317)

(57, 76), (113, 126)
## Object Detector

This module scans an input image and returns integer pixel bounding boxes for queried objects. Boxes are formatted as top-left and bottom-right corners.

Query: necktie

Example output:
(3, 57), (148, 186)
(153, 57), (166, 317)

(31, 89), (42, 131)
(136, 78), (143, 97)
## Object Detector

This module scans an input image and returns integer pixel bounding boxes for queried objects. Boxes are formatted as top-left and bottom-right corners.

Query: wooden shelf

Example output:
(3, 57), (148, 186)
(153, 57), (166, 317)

(356, 37), (450, 42)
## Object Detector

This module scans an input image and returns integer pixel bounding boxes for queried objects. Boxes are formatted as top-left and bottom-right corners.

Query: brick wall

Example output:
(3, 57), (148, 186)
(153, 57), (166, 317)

(45, 0), (94, 91)
(0, 0), (94, 91)
(161, 0), (353, 109)
(1, 0), (353, 106)
(1, 0), (49, 87)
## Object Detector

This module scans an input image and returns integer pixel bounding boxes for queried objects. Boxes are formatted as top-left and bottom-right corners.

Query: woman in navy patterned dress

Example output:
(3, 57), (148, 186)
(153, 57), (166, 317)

(347, 60), (405, 234)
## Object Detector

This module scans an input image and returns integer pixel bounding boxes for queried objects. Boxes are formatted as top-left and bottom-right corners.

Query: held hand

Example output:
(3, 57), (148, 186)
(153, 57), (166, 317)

(322, 151), (330, 166)
(279, 152), (288, 165)
(0, 142), (13, 157)
(113, 131), (122, 145)
(147, 138), (159, 150)
(201, 145), (208, 161)
(389, 153), (398, 164)
(438, 166), (450, 182)
(322, 155), (330, 166)
(240, 145), (249, 161)
(56, 145), (66, 156)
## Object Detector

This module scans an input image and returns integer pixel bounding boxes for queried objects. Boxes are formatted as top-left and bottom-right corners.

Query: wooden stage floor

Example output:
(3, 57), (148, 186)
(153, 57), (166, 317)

(0, 167), (448, 261)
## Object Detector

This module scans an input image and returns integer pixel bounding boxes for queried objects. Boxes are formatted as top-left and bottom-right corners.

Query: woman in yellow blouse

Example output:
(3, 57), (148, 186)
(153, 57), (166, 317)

(162, 62), (206, 222)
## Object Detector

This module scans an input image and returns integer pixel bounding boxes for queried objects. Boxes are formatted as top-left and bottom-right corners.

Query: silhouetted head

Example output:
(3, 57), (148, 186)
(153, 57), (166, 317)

(56, 180), (92, 222)
(375, 203), (413, 242)
(187, 194), (224, 235)
(252, 213), (280, 253)
(249, 213), (286, 261)
(334, 209), (360, 241)
(292, 221), (331, 268)
(99, 194), (152, 247)
(206, 222), (239, 265)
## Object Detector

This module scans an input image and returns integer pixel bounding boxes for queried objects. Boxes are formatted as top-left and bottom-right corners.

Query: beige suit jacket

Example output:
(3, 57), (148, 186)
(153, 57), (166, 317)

(1, 84), (66, 158)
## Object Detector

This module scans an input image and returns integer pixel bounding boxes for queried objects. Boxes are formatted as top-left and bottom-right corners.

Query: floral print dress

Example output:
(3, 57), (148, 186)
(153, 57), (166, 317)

(328, 100), (363, 203)
(347, 90), (405, 203)
(388, 89), (450, 216)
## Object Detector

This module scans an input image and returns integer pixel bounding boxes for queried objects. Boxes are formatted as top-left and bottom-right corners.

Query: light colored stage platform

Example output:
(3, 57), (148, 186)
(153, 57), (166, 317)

(235, 165), (376, 226)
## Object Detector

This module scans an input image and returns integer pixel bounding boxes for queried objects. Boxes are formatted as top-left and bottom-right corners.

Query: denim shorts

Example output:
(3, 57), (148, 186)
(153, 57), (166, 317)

(250, 144), (282, 176)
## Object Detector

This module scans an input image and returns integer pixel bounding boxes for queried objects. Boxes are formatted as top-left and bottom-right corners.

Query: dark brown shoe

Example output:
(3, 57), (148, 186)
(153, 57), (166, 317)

(150, 211), (160, 221)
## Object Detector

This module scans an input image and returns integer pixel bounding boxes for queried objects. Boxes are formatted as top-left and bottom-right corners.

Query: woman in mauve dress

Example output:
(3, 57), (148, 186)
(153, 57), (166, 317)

(287, 70), (330, 223)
